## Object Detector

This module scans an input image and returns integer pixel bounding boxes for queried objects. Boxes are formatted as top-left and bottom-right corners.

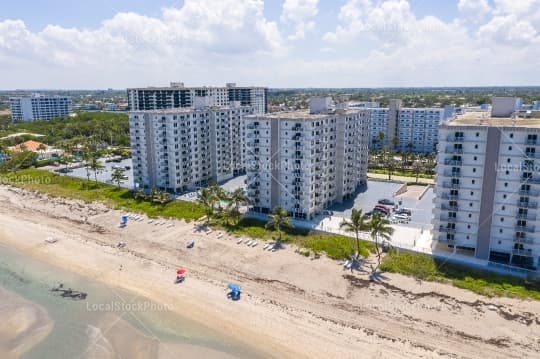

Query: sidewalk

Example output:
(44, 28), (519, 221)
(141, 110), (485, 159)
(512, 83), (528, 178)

(367, 172), (434, 185)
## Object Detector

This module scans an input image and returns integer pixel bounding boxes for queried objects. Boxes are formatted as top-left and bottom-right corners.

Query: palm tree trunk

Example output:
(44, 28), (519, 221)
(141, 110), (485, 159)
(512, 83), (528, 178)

(355, 231), (360, 259)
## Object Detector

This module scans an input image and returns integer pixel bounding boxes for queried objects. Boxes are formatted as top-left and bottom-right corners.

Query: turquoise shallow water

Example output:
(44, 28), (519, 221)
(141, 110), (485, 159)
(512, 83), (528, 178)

(0, 243), (266, 359)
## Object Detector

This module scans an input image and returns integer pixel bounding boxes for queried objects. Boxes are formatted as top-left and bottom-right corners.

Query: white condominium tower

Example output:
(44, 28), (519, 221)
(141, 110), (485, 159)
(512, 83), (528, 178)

(244, 97), (370, 220)
(129, 102), (253, 192)
(433, 97), (540, 270)
(9, 94), (72, 122)
(127, 82), (268, 114)
(366, 99), (444, 154)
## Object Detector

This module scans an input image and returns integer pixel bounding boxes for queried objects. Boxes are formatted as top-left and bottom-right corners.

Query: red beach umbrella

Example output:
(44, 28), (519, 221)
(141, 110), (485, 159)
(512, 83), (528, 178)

(176, 268), (186, 275)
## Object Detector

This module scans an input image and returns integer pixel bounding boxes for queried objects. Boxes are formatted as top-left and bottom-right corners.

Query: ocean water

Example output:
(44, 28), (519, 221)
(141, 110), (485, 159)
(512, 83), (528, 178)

(0, 243), (266, 359)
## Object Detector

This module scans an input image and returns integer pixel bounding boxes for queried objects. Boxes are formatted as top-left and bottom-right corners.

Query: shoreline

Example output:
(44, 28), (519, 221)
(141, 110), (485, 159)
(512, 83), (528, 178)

(1, 185), (540, 358)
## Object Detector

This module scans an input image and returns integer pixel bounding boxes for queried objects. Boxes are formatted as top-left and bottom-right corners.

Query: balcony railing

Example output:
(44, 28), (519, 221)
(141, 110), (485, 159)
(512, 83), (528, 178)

(513, 236), (535, 244)
(441, 204), (459, 211)
(519, 189), (540, 196)
(444, 159), (462, 166)
(524, 152), (540, 158)
(447, 136), (464, 142)
(443, 170), (461, 177)
(512, 248), (534, 257)
(520, 176), (540, 184)
(445, 148), (463, 154)
(441, 193), (459, 200)
(437, 235), (455, 243)
(440, 216), (458, 223)
(516, 212), (536, 220)
(514, 225), (535, 233)
(517, 201), (538, 209)
(442, 182), (460, 189)
(525, 138), (539, 145)
(438, 226), (456, 233)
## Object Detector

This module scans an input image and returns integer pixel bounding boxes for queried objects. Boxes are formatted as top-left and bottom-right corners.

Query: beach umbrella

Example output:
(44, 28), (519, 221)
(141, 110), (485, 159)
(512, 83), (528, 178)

(176, 268), (186, 275)
(227, 283), (241, 292)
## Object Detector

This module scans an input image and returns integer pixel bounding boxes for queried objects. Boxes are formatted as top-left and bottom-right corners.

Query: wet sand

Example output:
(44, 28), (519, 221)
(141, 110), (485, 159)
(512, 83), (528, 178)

(1, 185), (540, 358)
(0, 288), (53, 359)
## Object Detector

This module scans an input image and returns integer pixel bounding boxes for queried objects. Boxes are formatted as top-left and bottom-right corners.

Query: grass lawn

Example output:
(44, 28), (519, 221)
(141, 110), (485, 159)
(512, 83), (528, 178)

(368, 168), (434, 179)
(1, 169), (205, 221)
(219, 217), (375, 259)
(381, 250), (540, 300)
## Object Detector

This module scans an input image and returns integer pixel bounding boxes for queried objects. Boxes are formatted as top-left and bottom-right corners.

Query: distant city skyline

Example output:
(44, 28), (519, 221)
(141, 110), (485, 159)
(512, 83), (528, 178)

(1, 0), (539, 89)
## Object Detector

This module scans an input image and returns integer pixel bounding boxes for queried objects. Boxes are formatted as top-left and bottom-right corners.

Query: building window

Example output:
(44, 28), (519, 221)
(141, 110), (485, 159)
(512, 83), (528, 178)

(504, 183), (508, 187)
(509, 146), (512, 151)
(476, 132), (479, 137)
(469, 203), (473, 207)
(473, 168), (476, 173)
(470, 191), (474, 196)
(499, 229), (503, 234)
(474, 144), (478, 149)
(472, 180), (475, 184)
(500, 218), (504, 222)
(468, 225), (471, 229)
(474, 156), (477, 161)
(510, 133), (514, 138)
(503, 194), (507, 199)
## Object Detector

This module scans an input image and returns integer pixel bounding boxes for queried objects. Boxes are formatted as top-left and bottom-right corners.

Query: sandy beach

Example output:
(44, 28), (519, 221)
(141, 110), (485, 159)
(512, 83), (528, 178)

(1, 185), (540, 358)
(0, 287), (54, 359)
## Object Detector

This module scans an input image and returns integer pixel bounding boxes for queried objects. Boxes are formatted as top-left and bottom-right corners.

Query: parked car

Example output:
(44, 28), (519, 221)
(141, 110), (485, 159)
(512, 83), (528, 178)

(395, 208), (412, 216)
(373, 207), (389, 216)
(374, 204), (391, 214)
(378, 199), (395, 206)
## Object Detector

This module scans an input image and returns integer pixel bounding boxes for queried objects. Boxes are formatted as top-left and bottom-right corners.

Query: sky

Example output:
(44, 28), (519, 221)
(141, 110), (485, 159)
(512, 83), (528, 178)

(0, 0), (539, 89)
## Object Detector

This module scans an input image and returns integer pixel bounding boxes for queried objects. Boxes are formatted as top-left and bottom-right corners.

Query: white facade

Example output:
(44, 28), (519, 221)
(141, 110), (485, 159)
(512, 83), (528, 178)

(127, 83), (268, 114)
(244, 106), (370, 220)
(129, 105), (253, 192)
(433, 112), (540, 270)
(396, 108), (444, 153)
(9, 95), (72, 122)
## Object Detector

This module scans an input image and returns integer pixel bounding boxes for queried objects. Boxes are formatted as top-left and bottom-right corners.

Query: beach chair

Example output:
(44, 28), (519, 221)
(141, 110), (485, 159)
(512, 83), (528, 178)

(263, 243), (269, 250)
(237, 238), (243, 244)
(251, 241), (258, 247)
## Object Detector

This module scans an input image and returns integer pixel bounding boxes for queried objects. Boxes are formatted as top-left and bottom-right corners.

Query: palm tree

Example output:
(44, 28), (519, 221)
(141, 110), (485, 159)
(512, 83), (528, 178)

(208, 183), (227, 211)
(340, 209), (369, 260)
(221, 202), (241, 226)
(89, 155), (104, 183)
(197, 187), (217, 223)
(369, 213), (395, 272)
(265, 206), (292, 246)
(111, 167), (125, 188)
(230, 188), (249, 211)
(411, 154), (424, 183)
(376, 131), (385, 148)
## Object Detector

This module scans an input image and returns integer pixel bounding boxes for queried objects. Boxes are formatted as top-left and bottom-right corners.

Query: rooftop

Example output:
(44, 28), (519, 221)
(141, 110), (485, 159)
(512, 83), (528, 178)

(129, 105), (250, 114)
(445, 112), (540, 128)
(247, 109), (363, 120)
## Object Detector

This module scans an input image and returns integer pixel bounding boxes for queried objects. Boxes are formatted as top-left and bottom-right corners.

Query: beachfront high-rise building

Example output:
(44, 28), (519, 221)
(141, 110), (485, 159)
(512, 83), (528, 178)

(363, 99), (444, 154)
(9, 94), (72, 122)
(129, 102), (253, 192)
(433, 99), (540, 270)
(244, 97), (370, 220)
(127, 82), (268, 114)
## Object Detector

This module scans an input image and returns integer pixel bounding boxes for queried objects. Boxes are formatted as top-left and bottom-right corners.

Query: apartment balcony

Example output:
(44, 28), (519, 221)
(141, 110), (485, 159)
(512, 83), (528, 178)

(516, 212), (536, 220)
(517, 201), (538, 209)
(447, 135), (464, 142)
(444, 159), (462, 166)
(443, 170), (461, 177)
(519, 189), (540, 196)
(246, 123), (259, 130)
(441, 204), (459, 211)
(439, 215), (458, 223)
(520, 176), (540, 184)
(525, 138), (539, 145)
(513, 236), (535, 245)
(512, 248), (534, 257)
(442, 182), (460, 189)
(445, 147), (463, 154)
(514, 224), (535, 233)
(441, 193), (459, 200)
(437, 235), (455, 243)
(438, 226), (456, 234)
(524, 152), (540, 158)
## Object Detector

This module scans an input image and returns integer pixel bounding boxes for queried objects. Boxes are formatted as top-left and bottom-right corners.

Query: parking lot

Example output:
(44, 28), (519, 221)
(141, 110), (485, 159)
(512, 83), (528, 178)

(69, 158), (135, 189)
(331, 180), (434, 228)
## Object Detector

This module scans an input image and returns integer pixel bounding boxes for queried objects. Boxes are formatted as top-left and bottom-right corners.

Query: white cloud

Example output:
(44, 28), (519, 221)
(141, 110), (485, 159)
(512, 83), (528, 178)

(323, 0), (417, 44)
(457, 0), (491, 23)
(476, 0), (540, 45)
(281, 0), (319, 40)
(1, 0), (540, 88)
